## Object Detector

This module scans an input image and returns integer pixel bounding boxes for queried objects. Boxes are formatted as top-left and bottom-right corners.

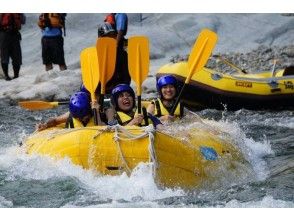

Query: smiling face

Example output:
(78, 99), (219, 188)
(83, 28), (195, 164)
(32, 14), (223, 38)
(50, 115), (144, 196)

(161, 84), (176, 101)
(117, 91), (134, 112)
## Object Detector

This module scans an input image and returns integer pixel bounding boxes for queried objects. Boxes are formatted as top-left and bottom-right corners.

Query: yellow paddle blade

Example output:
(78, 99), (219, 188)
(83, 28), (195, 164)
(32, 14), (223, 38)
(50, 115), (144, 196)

(185, 29), (218, 84)
(80, 47), (99, 101)
(96, 37), (117, 94)
(19, 101), (59, 110)
(128, 36), (149, 96)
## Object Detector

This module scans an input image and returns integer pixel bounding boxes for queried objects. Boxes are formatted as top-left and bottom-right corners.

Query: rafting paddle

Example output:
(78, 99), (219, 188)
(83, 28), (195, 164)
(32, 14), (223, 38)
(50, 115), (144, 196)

(128, 36), (149, 114)
(19, 100), (68, 111)
(80, 47), (100, 125)
(170, 29), (218, 115)
(96, 37), (116, 109)
(19, 99), (114, 111)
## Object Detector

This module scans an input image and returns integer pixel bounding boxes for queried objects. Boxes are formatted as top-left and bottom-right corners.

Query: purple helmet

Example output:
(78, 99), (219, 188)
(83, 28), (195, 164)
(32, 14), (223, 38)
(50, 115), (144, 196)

(69, 92), (91, 119)
(111, 84), (135, 110)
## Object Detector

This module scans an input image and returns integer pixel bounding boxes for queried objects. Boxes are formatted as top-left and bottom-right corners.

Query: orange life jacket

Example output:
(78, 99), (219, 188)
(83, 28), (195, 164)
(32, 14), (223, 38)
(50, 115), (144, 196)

(104, 13), (116, 28)
(38, 13), (65, 29)
(0, 13), (23, 31)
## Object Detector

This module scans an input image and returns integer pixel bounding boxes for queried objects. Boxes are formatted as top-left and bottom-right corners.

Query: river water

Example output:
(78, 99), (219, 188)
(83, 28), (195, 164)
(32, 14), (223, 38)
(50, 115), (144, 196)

(0, 100), (293, 208)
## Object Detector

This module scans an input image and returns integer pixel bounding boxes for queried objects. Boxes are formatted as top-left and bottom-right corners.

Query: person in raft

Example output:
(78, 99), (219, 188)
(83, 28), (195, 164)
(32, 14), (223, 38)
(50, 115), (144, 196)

(147, 75), (214, 132)
(109, 84), (149, 126)
(147, 75), (184, 123)
(35, 91), (104, 131)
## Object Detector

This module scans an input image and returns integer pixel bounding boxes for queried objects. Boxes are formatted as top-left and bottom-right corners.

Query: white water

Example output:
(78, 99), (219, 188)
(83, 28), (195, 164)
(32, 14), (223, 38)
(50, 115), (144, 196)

(0, 116), (282, 206)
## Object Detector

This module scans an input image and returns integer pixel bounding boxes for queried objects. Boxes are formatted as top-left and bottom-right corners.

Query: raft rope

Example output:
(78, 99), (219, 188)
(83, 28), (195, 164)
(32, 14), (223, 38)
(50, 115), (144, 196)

(26, 125), (158, 175)
(112, 124), (157, 174)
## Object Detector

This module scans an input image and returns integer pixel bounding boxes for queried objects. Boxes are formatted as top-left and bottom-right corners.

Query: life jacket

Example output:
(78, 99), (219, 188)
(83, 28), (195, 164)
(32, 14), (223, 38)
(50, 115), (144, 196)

(153, 98), (184, 118)
(38, 13), (65, 29)
(65, 114), (95, 128)
(0, 13), (23, 31)
(116, 111), (133, 126)
(104, 13), (116, 29)
(116, 109), (149, 126)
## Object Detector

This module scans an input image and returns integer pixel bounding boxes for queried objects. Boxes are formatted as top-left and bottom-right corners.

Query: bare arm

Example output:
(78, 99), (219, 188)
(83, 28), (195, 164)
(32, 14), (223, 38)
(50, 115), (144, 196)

(35, 112), (69, 131)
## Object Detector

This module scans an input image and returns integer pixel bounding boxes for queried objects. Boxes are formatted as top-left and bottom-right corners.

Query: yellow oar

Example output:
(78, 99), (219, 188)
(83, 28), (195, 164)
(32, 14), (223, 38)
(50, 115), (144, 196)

(128, 36), (149, 113)
(96, 37), (116, 108)
(170, 29), (218, 115)
(18, 101), (68, 111)
(80, 47), (100, 125)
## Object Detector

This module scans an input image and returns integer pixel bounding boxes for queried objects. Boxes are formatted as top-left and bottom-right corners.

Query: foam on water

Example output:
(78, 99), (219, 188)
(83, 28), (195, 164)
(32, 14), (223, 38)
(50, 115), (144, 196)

(205, 118), (273, 181)
(0, 112), (290, 207)
(0, 144), (184, 205)
(222, 195), (294, 208)
(0, 196), (13, 208)
(169, 113), (274, 183)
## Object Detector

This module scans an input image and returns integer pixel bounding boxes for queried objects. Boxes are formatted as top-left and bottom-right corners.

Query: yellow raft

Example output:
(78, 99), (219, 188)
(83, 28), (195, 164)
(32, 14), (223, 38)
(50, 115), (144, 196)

(24, 124), (246, 190)
(157, 62), (294, 110)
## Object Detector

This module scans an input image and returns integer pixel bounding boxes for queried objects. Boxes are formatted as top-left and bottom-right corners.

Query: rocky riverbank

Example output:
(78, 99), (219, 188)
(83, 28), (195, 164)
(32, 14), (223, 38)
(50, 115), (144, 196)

(170, 44), (294, 74)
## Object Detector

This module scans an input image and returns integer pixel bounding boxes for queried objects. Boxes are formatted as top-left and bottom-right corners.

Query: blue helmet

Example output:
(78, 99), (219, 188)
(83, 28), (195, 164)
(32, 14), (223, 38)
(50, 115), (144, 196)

(156, 75), (178, 99)
(69, 92), (92, 119)
(80, 84), (89, 94)
(157, 75), (178, 91)
(111, 84), (135, 110)
(80, 84), (99, 94)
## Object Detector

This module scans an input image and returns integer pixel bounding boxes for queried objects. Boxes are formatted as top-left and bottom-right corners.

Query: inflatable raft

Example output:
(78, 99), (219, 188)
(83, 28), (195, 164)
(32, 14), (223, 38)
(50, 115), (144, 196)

(24, 124), (245, 190)
(157, 62), (294, 110)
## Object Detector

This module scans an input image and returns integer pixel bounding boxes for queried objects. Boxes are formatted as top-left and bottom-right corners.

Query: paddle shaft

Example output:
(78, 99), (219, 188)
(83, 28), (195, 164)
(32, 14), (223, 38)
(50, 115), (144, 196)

(98, 94), (105, 114)
(57, 101), (69, 105)
(137, 95), (141, 114)
(93, 108), (98, 125)
(142, 106), (149, 125)
(170, 83), (186, 116)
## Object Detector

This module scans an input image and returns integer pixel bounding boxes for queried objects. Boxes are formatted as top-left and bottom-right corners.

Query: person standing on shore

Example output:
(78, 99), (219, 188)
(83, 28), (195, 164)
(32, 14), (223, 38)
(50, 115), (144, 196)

(0, 13), (25, 81)
(38, 13), (67, 71)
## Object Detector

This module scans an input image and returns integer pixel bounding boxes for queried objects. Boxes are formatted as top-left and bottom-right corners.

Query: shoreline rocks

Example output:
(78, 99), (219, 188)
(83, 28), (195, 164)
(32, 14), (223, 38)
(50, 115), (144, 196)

(170, 44), (294, 74)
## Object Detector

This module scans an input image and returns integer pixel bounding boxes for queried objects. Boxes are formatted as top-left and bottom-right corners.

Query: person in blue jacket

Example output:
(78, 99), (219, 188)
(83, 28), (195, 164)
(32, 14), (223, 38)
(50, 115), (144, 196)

(38, 13), (67, 71)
